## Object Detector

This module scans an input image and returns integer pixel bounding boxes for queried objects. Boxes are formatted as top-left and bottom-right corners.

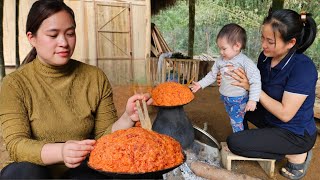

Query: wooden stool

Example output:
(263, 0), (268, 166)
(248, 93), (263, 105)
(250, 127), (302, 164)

(220, 142), (276, 178)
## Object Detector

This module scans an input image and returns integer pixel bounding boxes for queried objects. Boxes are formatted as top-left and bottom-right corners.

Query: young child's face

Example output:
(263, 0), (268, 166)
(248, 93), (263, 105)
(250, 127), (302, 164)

(217, 37), (241, 60)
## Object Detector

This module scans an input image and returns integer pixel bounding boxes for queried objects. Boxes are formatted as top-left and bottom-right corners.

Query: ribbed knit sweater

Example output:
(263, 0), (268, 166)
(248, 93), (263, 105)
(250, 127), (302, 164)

(0, 58), (117, 167)
(199, 52), (261, 101)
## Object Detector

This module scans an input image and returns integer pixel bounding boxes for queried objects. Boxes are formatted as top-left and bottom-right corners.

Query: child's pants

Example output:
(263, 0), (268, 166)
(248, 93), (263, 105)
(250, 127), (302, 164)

(220, 95), (248, 133)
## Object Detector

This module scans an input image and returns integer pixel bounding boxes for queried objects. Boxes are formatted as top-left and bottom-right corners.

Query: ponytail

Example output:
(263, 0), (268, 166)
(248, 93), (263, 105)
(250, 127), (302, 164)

(297, 13), (317, 53)
(22, 47), (37, 65)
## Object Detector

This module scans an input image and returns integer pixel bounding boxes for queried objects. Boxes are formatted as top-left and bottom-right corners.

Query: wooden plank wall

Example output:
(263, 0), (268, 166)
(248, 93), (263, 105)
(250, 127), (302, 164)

(95, 2), (131, 60)
(94, 0), (148, 85)
(3, 0), (15, 65)
(98, 59), (149, 85)
(3, 0), (149, 69)
(65, 0), (97, 65)
(3, 0), (36, 66)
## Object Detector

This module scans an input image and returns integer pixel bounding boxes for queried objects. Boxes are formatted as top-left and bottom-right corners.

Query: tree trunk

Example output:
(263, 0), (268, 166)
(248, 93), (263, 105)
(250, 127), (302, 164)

(172, 32), (176, 52)
(16, 0), (20, 69)
(188, 0), (195, 58)
(271, 0), (284, 11)
(205, 31), (210, 54)
(0, 0), (5, 80)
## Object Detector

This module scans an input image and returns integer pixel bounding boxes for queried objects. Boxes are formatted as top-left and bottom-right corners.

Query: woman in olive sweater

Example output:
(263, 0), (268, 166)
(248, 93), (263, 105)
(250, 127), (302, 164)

(0, 0), (151, 178)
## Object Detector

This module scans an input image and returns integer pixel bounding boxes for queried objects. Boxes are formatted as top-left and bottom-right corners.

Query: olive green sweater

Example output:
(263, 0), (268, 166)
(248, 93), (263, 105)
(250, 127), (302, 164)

(0, 58), (117, 167)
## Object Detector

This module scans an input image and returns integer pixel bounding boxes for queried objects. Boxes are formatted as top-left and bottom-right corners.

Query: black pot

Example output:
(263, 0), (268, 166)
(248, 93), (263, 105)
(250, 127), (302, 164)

(193, 125), (221, 149)
(152, 106), (195, 149)
(88, 153), (186, 179)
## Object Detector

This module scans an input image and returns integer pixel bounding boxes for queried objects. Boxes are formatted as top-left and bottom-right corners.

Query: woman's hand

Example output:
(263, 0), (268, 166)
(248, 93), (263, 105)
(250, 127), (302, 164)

(125, 93), (153, 122)
(189, 81), (201, 93)
(61, 139), (95, 168)
(231, 68), (250, 91)
(113, 93), (153, 132)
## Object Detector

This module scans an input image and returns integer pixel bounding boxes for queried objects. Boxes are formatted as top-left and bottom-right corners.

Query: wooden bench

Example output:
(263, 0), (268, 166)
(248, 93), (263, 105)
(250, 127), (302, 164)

(220, 142), (276, 178)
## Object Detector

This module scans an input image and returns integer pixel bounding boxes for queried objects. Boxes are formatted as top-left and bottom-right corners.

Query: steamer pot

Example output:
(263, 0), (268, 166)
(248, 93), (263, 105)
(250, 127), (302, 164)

(193, 125), (221, 150)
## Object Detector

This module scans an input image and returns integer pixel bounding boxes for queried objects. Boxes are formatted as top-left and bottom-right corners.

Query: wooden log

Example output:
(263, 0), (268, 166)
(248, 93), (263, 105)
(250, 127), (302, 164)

(190, 161), (260, 180)
(151, 45), (159, 57)
(154, 25), (172, 52)
(152, 30), (163, 54)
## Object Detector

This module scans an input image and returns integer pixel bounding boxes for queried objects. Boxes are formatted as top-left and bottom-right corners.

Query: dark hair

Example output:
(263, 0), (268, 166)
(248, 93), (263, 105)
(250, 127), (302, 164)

(216, 23), (247, 50)
(22, 0), (76, 65)
(263, 9), (317, 53)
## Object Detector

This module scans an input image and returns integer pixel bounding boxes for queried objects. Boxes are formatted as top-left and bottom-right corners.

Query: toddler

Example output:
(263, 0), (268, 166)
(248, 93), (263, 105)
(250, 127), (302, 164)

(190, 23), (261, 132)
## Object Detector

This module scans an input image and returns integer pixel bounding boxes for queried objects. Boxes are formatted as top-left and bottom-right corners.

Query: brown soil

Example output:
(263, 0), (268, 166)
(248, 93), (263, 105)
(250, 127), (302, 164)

(111, 84), (320, 180)
(0, 83), (319, 180)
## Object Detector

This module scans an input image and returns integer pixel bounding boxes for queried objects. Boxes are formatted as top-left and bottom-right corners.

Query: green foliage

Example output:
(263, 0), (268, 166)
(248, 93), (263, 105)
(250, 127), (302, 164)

(284, 0), (320, 69)
(152, 0), (320, 69)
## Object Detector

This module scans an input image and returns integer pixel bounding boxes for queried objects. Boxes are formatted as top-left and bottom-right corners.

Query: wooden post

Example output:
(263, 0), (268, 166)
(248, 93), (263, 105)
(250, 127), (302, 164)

(177, 61), (181, 83)
(15, 0), (20, 68)
(145, 0), (151, 59)
(271, 0), (284, 11)
(80, 0), (87, 63)
(92, 0), (97, 66)
(129, 2), (134, 83)
(161, 58), (166, 82)
(188, 0), (195, 58)
(0, 0), (5, 80)
(64, 0), (70, 6)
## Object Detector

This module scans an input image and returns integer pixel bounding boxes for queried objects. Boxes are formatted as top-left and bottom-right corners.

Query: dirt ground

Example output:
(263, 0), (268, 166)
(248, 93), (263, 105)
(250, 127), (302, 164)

(0, 82), (319, 179)
(111, 84), (320, 180)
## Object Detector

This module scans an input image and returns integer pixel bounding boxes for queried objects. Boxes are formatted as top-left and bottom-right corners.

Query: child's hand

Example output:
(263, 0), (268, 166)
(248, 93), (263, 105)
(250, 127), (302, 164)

(245, 100), (257, 112)
(189, 81), (201, 93)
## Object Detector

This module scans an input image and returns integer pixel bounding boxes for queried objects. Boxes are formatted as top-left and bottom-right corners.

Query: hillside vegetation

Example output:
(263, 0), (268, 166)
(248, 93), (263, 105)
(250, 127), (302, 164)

(152, 0), (320, 69)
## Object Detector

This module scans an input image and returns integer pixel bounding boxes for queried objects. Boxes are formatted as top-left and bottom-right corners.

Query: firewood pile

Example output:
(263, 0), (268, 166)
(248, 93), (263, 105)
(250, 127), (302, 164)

(163, 140), (221, 179)
(151, 23), (172, 57)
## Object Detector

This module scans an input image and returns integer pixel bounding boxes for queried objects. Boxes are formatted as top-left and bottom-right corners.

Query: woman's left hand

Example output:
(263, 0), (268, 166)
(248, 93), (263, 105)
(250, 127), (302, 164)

(125, 93), (153, 122)
(231, 68), (250, 91)
(61, 139), (95, 168)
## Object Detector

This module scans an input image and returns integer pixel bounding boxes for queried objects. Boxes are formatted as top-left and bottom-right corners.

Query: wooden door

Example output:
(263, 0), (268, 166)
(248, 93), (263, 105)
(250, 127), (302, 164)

(95, 2), (132, 60)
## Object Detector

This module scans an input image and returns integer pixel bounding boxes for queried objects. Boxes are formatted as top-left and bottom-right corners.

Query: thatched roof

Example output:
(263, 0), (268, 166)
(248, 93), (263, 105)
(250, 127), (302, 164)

(151, 0), (178, 15)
